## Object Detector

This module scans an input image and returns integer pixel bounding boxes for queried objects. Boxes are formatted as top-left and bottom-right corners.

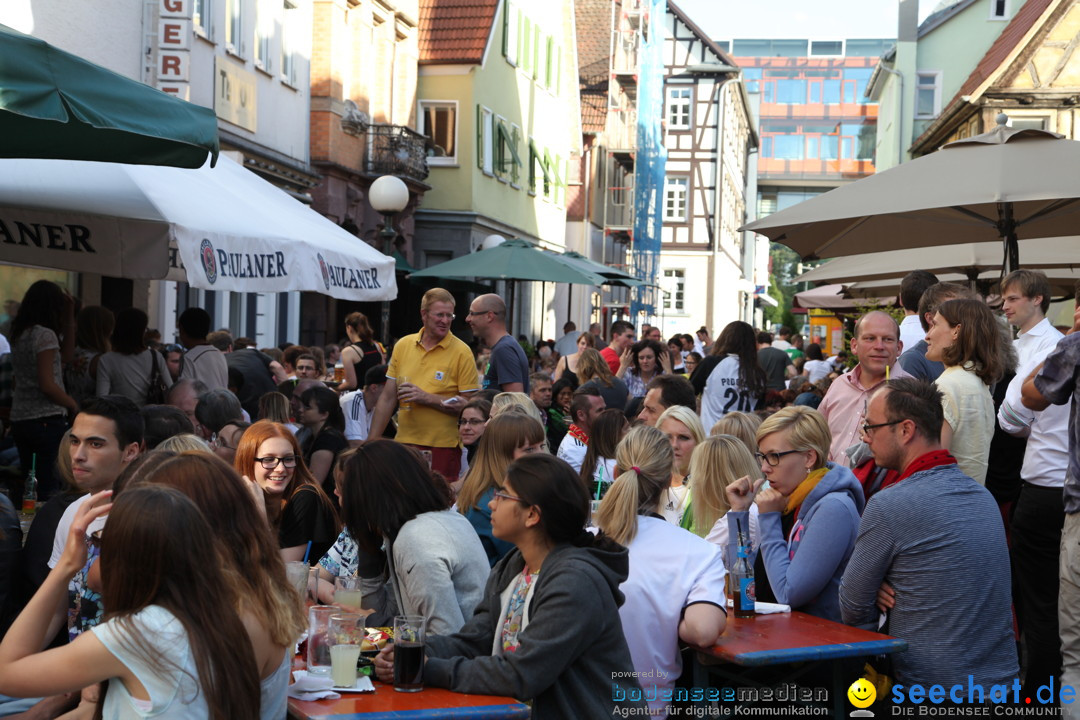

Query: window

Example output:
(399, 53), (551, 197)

(662, 269), (685, 311)
(991, 0), (1009, 19)
(664, 177), (689, 221)
(281, 0), (298, 84)
(845, 39), (891, 57)
(255, 0), (273, 71)
(495, 121), (523, 183)
(811, 41), (842, 56)
(226, 0), (244, 55)
(666, 87), (692, 129)
(1011, 116), (1049, 131)
(420, 101), (457, 164)
(479, 107), (494, 174)
(504, 1), (518, 65)
(194, 0), (212, 37)
(915, 71), (941, 118)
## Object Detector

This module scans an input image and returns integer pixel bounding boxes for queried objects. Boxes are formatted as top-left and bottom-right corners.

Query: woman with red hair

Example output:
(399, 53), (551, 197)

(235, 421), (340, 561)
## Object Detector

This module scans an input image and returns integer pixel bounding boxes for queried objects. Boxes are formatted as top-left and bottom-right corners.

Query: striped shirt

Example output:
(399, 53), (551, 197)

(839, 463), (1018, 688)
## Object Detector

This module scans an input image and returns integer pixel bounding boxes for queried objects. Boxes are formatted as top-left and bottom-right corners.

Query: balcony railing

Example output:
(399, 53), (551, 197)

(366, 123), (430, 182)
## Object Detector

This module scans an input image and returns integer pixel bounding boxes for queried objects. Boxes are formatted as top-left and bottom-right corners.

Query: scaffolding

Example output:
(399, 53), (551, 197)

(629, 0), (666, 320)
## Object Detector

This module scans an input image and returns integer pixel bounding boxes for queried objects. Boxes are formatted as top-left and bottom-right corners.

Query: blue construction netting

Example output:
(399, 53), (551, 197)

(629, 0), (667, 321)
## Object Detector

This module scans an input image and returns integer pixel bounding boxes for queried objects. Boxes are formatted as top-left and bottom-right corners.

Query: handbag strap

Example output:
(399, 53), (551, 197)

(148, 349), (163, 386)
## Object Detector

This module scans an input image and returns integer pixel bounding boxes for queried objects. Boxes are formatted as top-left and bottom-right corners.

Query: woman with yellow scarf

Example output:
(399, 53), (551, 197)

(724, 406), (865, 622)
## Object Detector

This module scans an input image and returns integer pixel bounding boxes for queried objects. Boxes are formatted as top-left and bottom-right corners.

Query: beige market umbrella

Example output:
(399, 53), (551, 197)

(845, 267), (1080, 299)
(742, 116), (1080, 270)
(794, 237), (1078, 286)
(793, 284), (895, 310)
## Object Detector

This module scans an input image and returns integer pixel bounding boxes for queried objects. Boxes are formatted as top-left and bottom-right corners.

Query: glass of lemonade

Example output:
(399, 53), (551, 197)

(328, 613), (364, 688)
(334, 576), (363, 612)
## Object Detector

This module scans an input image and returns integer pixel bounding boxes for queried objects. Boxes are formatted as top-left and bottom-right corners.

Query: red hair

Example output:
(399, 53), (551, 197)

(233, 421), (337, 521)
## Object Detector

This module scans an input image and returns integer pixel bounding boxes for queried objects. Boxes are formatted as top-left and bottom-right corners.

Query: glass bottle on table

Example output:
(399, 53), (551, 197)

(732, 527), (756, 619)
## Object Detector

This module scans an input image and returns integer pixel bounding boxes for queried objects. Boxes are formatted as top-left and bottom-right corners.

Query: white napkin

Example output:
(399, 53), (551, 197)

(289, 670), (341, 701)
(721, 600), (790, 617)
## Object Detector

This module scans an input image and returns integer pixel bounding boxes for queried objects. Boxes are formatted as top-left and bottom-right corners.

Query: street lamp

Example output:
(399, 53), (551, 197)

(369, 175), (409, 346)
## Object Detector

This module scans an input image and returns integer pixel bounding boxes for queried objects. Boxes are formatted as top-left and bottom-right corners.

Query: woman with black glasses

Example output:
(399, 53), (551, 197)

(234, 421), (340, 561)
(724, 406), (864, 622)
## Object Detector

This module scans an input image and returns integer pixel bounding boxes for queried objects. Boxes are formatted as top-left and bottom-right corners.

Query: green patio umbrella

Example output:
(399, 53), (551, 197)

(409, 238), (607, 285)
(558, 250), (645, 287)
(0, 23), (220, 168)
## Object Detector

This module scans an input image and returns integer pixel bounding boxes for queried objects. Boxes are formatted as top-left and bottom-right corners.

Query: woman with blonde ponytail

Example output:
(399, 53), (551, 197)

(594, 425), (726, 719)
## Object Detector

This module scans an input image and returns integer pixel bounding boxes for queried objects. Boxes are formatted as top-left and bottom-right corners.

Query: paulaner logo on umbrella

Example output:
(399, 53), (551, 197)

(317, 253), (330, 291)
(200, 239), (218, 284)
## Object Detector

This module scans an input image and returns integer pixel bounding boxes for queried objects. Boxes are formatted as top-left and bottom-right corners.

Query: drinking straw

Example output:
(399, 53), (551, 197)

(31, 454), (36, 474)
(595, 464), (603, 500)
(302, 541), (313, 564)
(886, 363), (890, 381)
(736, 518), (745, 544)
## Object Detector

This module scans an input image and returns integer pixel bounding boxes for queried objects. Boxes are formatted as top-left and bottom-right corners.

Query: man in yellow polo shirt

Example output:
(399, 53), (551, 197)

(367, 287), (478, 479)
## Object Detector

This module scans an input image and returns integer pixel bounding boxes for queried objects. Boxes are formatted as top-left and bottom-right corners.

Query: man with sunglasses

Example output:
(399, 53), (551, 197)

(839, 378), (1016, 695)
(466, 294), (529, 393)
(368, 288), (478, 480)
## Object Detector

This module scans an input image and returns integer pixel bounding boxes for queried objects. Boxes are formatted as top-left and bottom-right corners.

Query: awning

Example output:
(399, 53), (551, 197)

(0, 23), (219, 168)
(0, 156), (396, 301)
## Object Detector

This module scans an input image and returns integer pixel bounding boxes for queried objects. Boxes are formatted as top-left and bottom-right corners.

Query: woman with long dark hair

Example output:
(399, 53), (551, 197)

(338, 312), (385, 392)
(0, 486), (262, 720)
(457, 397), (492, 481)
(95, 308), (172, 406)
(297, 385), (348, 497)
(374, 454), (646, 719)
(577, 348), (629, 411)
(65, 305), (115, 410)
(553, 332), (595, 386)
(700, 321), (766, 428)
(9, 280), (78, 500)
(579, 408), (629, 499)
(138, 452), (306, 719)
(336, 441), (489, 634)
(616, 339), (670, 398)
(235, 421), (340, 561)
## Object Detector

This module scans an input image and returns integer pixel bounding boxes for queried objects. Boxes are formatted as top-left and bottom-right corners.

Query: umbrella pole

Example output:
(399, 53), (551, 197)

(999, 203), (1020, 273)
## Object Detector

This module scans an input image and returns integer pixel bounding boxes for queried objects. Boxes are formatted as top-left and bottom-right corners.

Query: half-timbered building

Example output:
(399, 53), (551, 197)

(658, 2), (757, 338)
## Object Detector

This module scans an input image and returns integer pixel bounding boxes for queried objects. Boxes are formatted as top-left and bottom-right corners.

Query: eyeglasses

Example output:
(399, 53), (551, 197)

(754, 449), (804, 467)
(493, 490), (526, 505)
(428, 312), (455, 321)
(458, 418), (486, 426)
(861, 420), (903, 437)
(467, 310), (492, 317)
(163, 344), (184, 353)
(255, 455), (298, 470)
(211, 432), (236, 451)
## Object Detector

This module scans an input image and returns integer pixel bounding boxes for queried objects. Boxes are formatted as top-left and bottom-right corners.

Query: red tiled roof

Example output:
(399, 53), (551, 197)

(418, 0), (499, 65)
(576, 0), (615, 134)
(581, 92), (608, 134)
(912, 0), (1057, 148)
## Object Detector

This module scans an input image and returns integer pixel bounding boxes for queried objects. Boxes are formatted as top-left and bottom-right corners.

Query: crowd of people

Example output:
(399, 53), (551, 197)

(0, 270), (1076, 718)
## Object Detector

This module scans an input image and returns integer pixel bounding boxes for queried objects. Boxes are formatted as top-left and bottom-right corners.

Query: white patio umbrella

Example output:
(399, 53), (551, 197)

(0, 156), (396, 301)
(794, 237), (1078, 286)
(742, 116), (1080, 271)
(793, 284), (895, 311)
(845, 267), (1080, 299)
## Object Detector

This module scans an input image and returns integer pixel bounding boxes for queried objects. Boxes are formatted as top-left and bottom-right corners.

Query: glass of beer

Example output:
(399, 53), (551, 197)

(397, 375), (412, 412)
(393, 615), (426, 692)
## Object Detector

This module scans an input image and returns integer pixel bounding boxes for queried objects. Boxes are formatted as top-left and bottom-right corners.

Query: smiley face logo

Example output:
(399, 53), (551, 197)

(848, 678), (876, 709)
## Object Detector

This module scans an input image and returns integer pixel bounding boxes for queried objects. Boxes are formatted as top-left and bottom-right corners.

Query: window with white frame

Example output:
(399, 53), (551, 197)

(420, 101), (457, 164)
(194, 0), (212, 37)
(990, 0), (1009, 19)
(226, 0), (244, 55)
(480, 107), (494, 174)
(662, 269), (685, 311)
(667, 87), (692, 130)
(664, 176), (689, 221)
(504, 1), (518, 65)
(915, 71), (941, 118)
(281, 0), (298, 84)
(255, 0), (273, 71)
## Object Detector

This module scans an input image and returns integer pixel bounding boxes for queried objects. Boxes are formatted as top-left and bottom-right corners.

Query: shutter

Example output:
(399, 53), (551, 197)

(476, 104), (484, 169)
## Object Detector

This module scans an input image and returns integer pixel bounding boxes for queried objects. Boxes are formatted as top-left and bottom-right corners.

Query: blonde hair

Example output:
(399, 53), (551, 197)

(687, 435), (760, 538)
(421, 288), (455, 313)
(710, 411), (762, 454)
(594, 425), (673, 546)
(577, 347), (614, 386)
(457, 412), (545, 513)
(655, 405), (706, 474)
(157, 433), (213, 453)
(491, 392), (544, 424)
(756, 406), (830, 470)
(56, 429), (75, 491)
